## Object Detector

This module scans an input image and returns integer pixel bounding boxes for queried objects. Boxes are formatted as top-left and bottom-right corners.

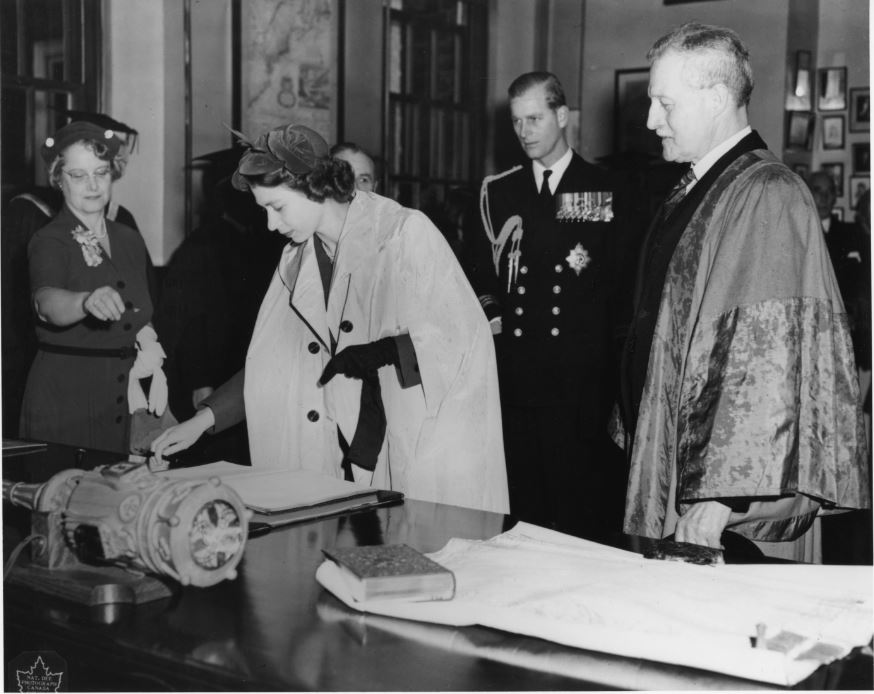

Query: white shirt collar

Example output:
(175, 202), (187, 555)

(691, 126), (752, 184)
(822, 215), (832, 233)
(533, 147), (573, 194)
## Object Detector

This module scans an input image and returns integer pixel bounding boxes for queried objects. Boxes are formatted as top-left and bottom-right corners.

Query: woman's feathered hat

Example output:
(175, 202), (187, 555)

(230, 123), (329, 191)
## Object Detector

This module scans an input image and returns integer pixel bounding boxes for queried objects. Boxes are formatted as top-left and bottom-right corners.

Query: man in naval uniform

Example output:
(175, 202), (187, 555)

(471, 71), (636, 538)
(618, 23), (868, 561)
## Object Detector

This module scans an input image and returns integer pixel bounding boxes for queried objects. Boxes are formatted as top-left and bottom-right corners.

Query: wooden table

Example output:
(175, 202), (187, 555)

(3, 443), (871, 691)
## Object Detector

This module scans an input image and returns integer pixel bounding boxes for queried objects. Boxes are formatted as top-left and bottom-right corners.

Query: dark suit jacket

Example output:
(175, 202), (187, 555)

(824, 215), (871, 369)
(471, 152), (637, 433)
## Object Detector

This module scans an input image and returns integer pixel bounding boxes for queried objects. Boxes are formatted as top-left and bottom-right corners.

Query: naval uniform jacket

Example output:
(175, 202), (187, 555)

(473, 153), (633, 436)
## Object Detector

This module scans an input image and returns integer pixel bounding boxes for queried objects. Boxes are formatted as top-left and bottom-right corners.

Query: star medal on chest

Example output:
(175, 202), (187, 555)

(565, 243), (590, 275)
(71, 223), (104, 267)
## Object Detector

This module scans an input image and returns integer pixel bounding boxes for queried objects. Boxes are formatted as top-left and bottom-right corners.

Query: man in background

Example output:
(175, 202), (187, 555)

(331, 142), (378, 193)
(619, 22), (868, 561)
(470, 71), (637, 539)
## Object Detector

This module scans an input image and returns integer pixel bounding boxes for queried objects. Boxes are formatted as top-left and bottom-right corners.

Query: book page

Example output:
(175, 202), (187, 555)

(163, 464), (376, 512)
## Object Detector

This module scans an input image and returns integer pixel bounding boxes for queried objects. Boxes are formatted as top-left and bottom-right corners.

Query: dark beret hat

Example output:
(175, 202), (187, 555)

(41, 121), (123, 165)
(231, 124), (330, 191)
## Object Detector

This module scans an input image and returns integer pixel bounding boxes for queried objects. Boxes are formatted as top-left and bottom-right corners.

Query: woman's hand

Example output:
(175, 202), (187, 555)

(33, 285), (124, 326)
(83, 285), (126, 321)
(151, 407), (215, 465)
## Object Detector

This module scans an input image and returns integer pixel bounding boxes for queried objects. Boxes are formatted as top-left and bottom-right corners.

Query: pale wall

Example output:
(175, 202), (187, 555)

(105, 0), (187, 265)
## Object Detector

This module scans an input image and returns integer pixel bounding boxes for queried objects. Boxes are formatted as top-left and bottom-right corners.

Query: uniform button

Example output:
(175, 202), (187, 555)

(515, 307), (524, 316)
(513, 328), (522, 337)
(307, 410), (320, 422)
(123, 323), (132, 331)
(116, 280), (126, 289)
(520, 266), (528, 275)
(124, 300), (133, 310)
(308, 341), (320, 354)
(554, 264), (563, 272)
(551, 327), (560, 336)
(340, 320), (353, 333)
(552, 306), (560, 315)
(517, 286), (526, 295)
(552, 285), (561, 294)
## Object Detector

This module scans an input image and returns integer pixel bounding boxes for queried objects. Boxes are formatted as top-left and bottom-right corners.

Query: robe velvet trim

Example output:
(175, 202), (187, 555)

(624, 149), (869, 541)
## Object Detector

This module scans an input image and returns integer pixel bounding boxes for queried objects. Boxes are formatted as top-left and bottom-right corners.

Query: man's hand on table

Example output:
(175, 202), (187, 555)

(675, 500), (732, 548)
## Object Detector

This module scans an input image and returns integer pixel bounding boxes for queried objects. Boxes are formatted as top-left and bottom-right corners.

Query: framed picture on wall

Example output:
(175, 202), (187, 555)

(235, 0), (341, 142)
(849, 175), (870, 210)
(852, 142), (870, 174)
(817, 67), (847, 111)
(785, 111), (814, 150)
(613, 68), (662, 157)
(792, 163), (809, 179)
(786, 50), (812, 111)
(821, 162), (844, 197)
(821, 114), (845, 150)
(849, 88), (870, 132)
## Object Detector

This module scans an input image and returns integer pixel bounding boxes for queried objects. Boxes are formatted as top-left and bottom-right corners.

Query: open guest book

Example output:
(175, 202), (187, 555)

(162, 462), (403, 528)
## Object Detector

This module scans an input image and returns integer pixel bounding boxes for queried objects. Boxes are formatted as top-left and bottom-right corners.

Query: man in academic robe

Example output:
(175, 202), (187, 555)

(471, 71), (638, 538)
(618, 22), (869, 561)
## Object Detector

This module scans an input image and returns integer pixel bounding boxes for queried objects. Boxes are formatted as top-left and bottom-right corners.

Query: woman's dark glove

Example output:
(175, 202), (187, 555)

(319, 337), (399, 385)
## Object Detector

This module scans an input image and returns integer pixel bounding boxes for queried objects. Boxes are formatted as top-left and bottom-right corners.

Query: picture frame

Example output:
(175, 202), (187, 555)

(821, 114), (845, 150)
(235, 0), (341, 142)
(792, 162), (809, 179)
(853, 143), (870, 174)
(613, 68), (662, 157)
(821, 162), (844, 197)
(849, 175), (870, 210)
(849, 88), (870, 132)
(785, 111), (814, 150)
(817, 67), (847, 111)
(786, 50), (812, 111)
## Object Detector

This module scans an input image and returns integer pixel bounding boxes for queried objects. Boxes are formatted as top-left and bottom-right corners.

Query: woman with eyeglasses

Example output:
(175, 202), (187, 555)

(19, 120), (167, 454)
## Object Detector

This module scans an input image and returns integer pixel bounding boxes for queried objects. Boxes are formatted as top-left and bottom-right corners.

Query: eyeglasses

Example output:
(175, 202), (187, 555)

(62, 168), (112, 185)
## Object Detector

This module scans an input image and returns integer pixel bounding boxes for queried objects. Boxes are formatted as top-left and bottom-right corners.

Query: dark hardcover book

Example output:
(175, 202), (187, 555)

(322, 544), (456, 603)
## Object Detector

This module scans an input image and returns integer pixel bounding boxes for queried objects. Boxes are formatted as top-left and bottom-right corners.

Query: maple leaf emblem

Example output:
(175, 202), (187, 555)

(16, 655), (63, 692)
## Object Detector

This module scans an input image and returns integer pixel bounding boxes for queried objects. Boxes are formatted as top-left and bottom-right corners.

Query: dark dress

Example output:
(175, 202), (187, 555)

(19, 205), (153, 453)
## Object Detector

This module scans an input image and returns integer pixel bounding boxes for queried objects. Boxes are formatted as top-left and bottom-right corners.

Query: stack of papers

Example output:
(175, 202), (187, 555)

(316, 522), (873, 686)
(163, 462), (402, 527)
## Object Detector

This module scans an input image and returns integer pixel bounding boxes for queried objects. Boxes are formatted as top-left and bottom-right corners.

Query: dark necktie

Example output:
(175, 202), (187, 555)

(663, 167), (697, 218)
(539, 169), (553, 204)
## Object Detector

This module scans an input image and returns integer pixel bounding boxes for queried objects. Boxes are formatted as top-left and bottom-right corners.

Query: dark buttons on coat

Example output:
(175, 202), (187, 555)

(307, 410), (320, 422)
(340, 320), (353, 333)
(308, 341), (320, 354)
(123, 323), (132, 331)
(116, 395), (124, 404)
(115, 415), (123, 424)
(116, 280), (126, 289)
(117, 374), (125, 383)
(124, 300), (133, 310)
